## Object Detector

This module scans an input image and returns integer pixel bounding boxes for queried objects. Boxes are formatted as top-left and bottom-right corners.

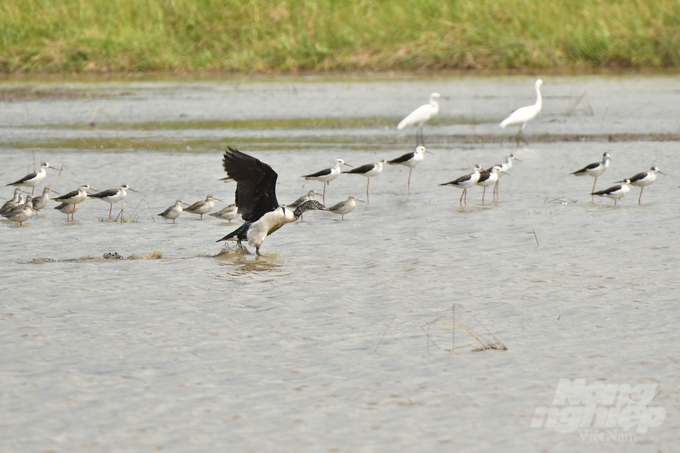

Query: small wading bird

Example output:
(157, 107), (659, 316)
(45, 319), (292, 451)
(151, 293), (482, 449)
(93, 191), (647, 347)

(286, 189), (321, 221)
(30, 187), (59, 214)
(302, 159), (351, 204)
(342, 160), (386, 204)
(440, 164), (482, 207)
(398, 93), (445, 146)
(88, 184), (135, 219)
(592, 179), (630, 205)
(476, 166), (504, 205)
(6, 162), (56, 195)
(625, 166), (664, 204)
(158, 200), (188, 224)
(209, 204), (239, 222)
(54, 202), (79, 222)
(2, 197), (33, 226)
(500, 79), (543, 146)
(487, 153), (520, 200)
(0, 188), (24, 215)
(185, 195), (221, 219)
(217, 147), (328, 256)
(53, 184), (91, 221)
(328, 196), (362, 220)
(572, 152), (612, 202)
(387, 145), (429, 197)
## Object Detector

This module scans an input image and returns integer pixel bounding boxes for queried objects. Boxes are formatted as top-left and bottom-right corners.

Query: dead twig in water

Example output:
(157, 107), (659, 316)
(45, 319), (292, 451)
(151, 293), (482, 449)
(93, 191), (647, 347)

(532, 230), (539, 247)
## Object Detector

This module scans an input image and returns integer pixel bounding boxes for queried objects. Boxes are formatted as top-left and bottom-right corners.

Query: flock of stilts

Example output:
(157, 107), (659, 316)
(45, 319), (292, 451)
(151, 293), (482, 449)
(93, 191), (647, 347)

(1, 79), (665, 255)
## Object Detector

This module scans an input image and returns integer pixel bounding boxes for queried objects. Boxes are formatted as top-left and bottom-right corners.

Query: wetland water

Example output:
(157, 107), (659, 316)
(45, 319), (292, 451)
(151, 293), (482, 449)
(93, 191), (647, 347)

(1, 75), (679, 452)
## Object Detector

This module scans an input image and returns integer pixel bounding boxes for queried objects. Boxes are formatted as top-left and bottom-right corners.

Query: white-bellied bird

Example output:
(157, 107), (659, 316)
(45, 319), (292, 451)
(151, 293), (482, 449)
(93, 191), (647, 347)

(217, 147), (327, 256)
(500, 79), (543, 146)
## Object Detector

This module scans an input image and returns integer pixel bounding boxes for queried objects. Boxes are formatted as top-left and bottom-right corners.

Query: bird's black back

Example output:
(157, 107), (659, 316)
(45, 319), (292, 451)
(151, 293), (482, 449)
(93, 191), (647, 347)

(89, 188), (117, 199)
(388, 152), (413, 164)
(222, 147), (279, 222)
(345, 163), (374, 174)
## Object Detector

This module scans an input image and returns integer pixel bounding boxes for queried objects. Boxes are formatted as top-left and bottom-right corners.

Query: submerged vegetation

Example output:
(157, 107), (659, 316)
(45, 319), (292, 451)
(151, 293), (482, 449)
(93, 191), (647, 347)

(1, 0), (679, 74)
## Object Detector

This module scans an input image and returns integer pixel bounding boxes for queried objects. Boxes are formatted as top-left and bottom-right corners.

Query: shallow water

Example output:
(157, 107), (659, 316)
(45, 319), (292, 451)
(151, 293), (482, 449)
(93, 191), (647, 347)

(1, 75), (679, 452)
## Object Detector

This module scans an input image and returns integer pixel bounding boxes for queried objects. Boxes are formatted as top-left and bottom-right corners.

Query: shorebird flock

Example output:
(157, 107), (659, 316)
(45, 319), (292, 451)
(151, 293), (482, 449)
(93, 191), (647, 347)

(1, 79), (665, 255)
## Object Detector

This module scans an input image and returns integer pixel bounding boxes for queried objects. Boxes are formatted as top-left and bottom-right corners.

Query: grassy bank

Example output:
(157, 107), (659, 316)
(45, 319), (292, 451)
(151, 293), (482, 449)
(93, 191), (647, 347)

(1, 0), (679, 73)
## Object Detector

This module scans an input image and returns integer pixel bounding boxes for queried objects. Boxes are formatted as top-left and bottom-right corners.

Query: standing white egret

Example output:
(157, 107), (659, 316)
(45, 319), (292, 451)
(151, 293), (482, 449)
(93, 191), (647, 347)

(302, 159), (351, 204)
(398, 93), (444, 146)
(625, 166), (664, 204)
(387, 145), (429, 197)
(342, 160), (386, 205)
(572, 152), (612, 202)
(500, 79), (543, 146)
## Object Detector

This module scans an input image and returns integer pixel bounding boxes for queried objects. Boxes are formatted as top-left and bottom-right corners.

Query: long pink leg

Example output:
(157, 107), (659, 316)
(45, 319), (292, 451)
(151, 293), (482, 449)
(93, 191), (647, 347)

(366, 178), (370, 205)
(407, 167), (413, 197)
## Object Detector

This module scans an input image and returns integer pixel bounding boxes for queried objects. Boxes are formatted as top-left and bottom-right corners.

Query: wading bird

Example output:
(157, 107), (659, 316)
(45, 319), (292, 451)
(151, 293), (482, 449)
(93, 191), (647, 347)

(30, 187), (59, 214)
(328, 196), (362, 220)
(342, 160), (386, 204)
(388, 145), (429, 197)
(209, 204), (239, 222)
(0, 188), (24, 215)
(572, 152), (612, 202)
(158, 200), (188, 224)
(6, 162), (55, 195)
(625, 166), (664, 204)
(2, 197), (33, 226)
(89, 184), (134, 219)
(500, 79), (543, 146)
(54, 184), (91, 220)
(592, 179), (630, 205)
(216, 147), (327, 256)
(302, 159), (351, 204)
(476, 166), (504, 205)
(486, 153), (520, 200)
(185, 195), (221, 219)
(54, 202), (79, 222)
(398, 93), (444, 146)
(440, 165), (482, 207)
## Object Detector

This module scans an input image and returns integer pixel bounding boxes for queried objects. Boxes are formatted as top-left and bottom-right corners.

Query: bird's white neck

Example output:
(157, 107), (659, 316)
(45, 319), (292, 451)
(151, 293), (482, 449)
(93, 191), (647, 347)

(534, 83), (543, 110)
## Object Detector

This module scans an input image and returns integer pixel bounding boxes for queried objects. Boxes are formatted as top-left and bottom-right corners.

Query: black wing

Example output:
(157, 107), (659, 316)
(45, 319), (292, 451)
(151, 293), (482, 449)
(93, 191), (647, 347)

(388, 152), (414, 165)
(628, 171), (647, 183)
(593, 184), (622, 196)
(302, 167), (332, 178)
(222, 147), (279, 222)
(440, 174), (472, 186)
(345, 163), (375, 174)
(7, 170), (38, 186)
(89, 188), (117, 199)
(477, 171), (492, 183)
(55, 189), (80, 201)
(572, 162), (599, 174)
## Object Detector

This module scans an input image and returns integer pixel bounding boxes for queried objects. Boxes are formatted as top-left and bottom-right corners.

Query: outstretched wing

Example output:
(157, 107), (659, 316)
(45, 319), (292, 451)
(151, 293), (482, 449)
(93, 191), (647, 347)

(222, 147), (279, 222)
